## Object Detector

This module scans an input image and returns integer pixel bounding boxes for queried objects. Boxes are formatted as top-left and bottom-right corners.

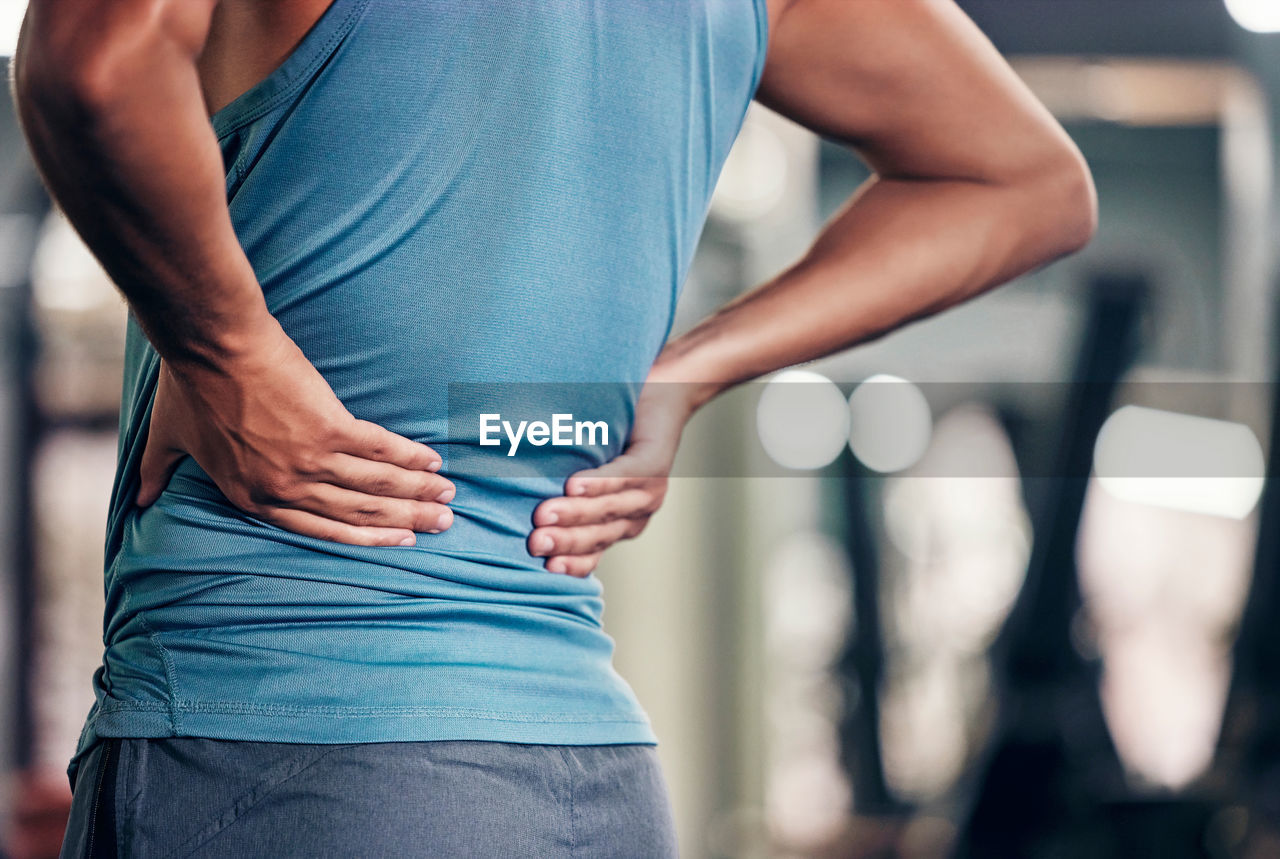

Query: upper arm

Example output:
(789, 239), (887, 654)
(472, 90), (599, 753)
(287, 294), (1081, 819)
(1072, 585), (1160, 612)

(754, 0), (1084, 185)
(16, 0), (218, 100)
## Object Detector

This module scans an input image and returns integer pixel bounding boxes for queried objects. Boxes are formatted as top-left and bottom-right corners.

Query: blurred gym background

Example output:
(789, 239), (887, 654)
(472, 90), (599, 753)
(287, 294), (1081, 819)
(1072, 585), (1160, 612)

(6, 0), (1280, 856)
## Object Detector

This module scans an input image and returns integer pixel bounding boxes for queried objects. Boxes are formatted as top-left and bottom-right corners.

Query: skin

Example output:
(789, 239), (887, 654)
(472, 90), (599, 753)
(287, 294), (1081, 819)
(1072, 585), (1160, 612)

(11, 0), (1095, 572)
(12, 0), (455, 547)
(528, 0), (1098, 575)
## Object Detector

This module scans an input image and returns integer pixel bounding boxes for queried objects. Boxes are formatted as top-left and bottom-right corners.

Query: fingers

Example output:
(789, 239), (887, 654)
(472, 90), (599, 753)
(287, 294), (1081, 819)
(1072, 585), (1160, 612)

(561, 440), (671, 497)
(544, 552), (604, 578)
(528, 518), (644, 560)
(335, 418), (443, 473)
(263, 506), (422, 547)
(136, 441), (186, 507)
(533, 486), (663, 528)
(257, 419), (454, 538)
(322, 453), (455, 503)
(526, 444), (673, 576)
(563, 470), (666, 499)
(283, 482), (455, 534)
(136, 400), (185, 507)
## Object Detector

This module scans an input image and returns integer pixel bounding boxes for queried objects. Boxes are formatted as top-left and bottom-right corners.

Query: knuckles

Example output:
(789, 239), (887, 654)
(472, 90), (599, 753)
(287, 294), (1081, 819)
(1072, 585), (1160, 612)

(349, 505), (387, 526)
(314, 416), (347, 448)
(365, 475), (398, 497)
(245, 474), (300, 506)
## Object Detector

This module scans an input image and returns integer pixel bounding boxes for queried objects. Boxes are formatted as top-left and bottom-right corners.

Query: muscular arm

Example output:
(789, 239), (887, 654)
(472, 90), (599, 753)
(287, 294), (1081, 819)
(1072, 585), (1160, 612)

(12, 0), (456, 546)
(530, 0), (1097, 575)
(655, 0), (1096, 403)
(13, 0), (262, 365)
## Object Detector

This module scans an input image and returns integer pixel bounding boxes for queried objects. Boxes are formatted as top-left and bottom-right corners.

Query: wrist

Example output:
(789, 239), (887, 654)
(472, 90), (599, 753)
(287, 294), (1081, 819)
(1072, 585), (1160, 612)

(160, 303), (287, 378)
(646, 347), (728, 418)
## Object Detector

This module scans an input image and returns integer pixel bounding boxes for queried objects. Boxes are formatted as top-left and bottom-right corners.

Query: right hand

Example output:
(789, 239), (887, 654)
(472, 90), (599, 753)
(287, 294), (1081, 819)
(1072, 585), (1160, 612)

(527, 374), (692, 576)
(135, 317), (454, 547)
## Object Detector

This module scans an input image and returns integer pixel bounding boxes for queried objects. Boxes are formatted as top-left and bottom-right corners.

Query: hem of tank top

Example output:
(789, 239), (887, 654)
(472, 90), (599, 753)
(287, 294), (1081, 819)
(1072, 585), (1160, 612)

(88, 700), (656, 722)
(209, 0), (372, 142)
(75, 705), (660, 748)
(65, 709), (660, 789)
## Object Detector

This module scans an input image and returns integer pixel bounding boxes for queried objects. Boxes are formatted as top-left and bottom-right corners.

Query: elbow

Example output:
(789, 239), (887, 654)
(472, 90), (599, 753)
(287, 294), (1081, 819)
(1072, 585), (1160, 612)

(1055, 148), (1099, 255)
(1030, 145), (1098, 261)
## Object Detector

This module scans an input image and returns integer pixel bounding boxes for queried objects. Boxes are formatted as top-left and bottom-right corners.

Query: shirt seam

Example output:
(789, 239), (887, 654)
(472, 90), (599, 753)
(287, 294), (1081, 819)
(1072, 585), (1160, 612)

(748, 0), (771, 104)
(212, 0), (371, 142)
(136, 611), (184, 734)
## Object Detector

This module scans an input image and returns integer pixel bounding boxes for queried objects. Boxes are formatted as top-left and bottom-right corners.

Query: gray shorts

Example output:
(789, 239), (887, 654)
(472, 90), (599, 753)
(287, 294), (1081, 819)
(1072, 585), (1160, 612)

(59, 737), (679, 858)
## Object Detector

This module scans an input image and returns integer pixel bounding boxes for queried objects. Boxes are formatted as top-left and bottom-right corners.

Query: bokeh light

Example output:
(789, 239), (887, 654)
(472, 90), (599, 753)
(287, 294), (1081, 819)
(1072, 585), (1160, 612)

(0, 0), (25, 57)
(756, 369), (849, 470)
(709, 110), (789, 222)
(847, 374), (933, 473)
(1224, 0), (1280, 33)
(1094, 405), (1265, 519)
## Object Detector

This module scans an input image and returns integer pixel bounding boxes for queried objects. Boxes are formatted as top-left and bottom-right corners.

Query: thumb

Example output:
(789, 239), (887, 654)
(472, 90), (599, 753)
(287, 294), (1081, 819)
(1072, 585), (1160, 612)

(135, 417), (184, 508)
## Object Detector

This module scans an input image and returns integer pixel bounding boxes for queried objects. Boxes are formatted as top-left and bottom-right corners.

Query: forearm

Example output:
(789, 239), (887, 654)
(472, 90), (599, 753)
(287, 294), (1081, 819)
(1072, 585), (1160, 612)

(11, 0), (276, 370)
(653, 160), (1095, 411)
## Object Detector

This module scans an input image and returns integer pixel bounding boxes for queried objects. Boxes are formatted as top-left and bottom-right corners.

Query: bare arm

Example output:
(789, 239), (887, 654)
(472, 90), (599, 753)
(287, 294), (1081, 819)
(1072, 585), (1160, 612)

(12, 0), (455, 545)
(13, 0), (261, 365)
(531, 0), (1096, 575)
(655, 0), (1096, 404)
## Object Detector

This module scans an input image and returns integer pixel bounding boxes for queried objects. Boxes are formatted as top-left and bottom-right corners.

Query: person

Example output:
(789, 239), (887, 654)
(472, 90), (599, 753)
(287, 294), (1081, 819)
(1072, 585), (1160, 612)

(12, 0), (1096, 855)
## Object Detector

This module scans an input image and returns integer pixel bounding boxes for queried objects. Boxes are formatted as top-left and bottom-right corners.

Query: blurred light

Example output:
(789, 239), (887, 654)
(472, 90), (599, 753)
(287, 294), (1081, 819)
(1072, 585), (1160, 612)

(1225, 0), (1280, 32)
(0, 1), (25, 57)
(1012, 58), (1240, 127)
(880, 662), (969, 799)
(709, 111), (788, 222)
(31, 212), (117, 312)
(756, 370), (848, 470)
(763, 531), (853, 658)
(877, 405), (1029, 801)
(1078, 477), (1254, 789)
(1094, 405), (1264, 519)
(762, 531), (854, 847)
(847, 374), (932, 473)
(883, 405), (1030, 650)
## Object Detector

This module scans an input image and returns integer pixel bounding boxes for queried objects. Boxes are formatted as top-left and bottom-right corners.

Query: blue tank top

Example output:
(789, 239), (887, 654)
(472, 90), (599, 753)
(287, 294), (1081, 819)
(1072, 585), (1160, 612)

(69, 0), (768, 787)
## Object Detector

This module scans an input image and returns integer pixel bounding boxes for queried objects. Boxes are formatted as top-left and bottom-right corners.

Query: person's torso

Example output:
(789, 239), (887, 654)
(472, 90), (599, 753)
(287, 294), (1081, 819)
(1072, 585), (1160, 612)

(83, 0), (766, 777)
(115, 0), (766, 598)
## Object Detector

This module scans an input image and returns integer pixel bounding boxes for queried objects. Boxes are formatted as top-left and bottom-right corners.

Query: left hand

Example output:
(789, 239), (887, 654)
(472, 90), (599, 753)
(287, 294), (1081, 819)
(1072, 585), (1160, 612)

(527, 378), (695, 577)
